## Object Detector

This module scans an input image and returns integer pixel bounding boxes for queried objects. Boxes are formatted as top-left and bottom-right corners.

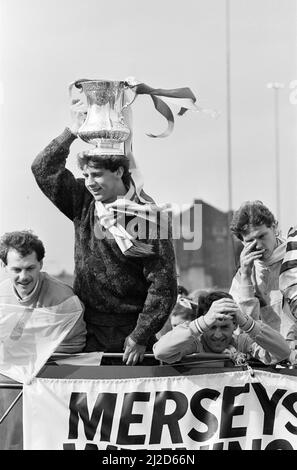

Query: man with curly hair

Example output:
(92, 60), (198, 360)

(229, 200), (294, 337)
(0, 230), (86, 450)
(31, 99), (177, 365)
(0, 230), (86, 353)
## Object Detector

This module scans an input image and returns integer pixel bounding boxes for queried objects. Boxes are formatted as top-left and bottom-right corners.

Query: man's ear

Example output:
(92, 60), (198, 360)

(115, 166), (124, 179)
(272, 222), (279, 237)
(40, 260), (43, 270)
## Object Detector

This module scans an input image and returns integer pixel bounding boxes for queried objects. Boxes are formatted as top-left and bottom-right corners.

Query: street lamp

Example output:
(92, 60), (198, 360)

(225, 0), (237, 285)
(266, 81), (284, 224)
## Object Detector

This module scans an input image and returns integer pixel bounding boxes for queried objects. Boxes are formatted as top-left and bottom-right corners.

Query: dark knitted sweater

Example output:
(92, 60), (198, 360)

(31, 128), (177, 345)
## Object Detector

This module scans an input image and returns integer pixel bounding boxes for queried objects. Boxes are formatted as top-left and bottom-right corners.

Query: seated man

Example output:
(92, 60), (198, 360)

(0, 230), (86, 354)
(153, 291), (290, 365)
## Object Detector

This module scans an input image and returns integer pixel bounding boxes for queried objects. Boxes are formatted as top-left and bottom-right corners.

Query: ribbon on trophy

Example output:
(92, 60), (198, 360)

(71, 77), (219, 139)
(124, 76), (219, 138)
(69, 77), (218, 258)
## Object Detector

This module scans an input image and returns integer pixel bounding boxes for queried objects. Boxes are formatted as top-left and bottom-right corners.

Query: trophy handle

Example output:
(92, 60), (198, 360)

(122, 88), (137, 110)
(68, 80), (83, 101)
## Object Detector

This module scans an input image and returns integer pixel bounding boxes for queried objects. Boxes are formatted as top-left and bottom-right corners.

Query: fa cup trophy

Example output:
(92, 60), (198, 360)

(69, 77), (218, 159)
(69, 79), (136, 157)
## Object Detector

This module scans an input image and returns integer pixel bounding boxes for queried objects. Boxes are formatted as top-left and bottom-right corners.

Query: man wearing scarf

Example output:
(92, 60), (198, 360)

(31, 100), (177, 365)
(229, 201), (294, 338)
(279, 226), (297, 317)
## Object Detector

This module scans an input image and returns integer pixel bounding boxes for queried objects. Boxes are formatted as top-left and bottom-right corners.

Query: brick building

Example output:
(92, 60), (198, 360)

(173, 199), (242, 294)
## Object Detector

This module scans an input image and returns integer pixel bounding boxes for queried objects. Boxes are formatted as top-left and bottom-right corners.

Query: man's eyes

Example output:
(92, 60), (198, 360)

(13, 267), (34, 272)
(246, 234), (265, 243)
(83, 173), (102, 178)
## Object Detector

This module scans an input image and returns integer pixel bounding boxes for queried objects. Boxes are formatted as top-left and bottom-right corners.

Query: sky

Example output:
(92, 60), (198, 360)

(0, 0), (296, 274)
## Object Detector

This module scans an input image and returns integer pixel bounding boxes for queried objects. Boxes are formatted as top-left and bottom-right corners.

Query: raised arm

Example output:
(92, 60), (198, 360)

(31, 100), (88, 221)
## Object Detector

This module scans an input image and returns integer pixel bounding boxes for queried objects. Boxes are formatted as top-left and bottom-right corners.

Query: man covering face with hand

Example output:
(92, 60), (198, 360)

(229, 200), (294, 337)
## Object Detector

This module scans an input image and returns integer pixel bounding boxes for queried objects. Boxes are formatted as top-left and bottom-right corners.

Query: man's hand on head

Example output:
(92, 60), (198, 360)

(123, 336), (146, 366)
(233, 306), (255, 332)
(204, 298), (239, 328)
(69, 99), (87, 135)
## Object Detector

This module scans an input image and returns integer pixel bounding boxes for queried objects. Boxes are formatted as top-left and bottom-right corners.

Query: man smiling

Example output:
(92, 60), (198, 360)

(0, 230), (86, 450)
(82, 165), (126, 203)
(153, 291), (290, 364)
(7, 249), (41, 300)
(31, 99), (177, 365)
(229, 200), (294, 336)
(0, 230), (86, 353)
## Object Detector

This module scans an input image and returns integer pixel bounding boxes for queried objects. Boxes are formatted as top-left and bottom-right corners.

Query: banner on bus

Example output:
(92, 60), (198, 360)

(23, 369), (297, 450)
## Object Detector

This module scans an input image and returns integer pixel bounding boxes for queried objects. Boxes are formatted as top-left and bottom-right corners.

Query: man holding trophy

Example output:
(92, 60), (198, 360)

(31, 79), (177, 365)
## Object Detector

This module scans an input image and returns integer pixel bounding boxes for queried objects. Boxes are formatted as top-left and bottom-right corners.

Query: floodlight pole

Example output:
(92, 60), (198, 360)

(267, 82), (284, 224)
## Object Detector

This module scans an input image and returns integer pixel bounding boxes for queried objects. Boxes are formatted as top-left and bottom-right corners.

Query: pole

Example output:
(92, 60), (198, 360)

(274, 88), (280, 223)
(225, 0), (236, 283)
(226, 0), (232, 213)
(267, 82), (284, 224)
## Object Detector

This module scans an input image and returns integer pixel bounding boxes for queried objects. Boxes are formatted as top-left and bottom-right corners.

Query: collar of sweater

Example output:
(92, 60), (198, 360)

(12, 273), (43, 304)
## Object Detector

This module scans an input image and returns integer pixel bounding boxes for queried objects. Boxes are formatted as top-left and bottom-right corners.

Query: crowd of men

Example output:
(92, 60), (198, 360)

(1, 98), (297, 370)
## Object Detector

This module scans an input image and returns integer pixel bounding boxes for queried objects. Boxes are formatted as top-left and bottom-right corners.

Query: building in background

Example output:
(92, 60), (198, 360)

(173, 199), (242, 295)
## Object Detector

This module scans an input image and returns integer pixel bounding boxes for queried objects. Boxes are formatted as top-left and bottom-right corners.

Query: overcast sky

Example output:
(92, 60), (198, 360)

(0, 0), (296, 274)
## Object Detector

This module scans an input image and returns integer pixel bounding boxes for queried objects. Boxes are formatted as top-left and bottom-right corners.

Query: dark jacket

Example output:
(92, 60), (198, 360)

(31, 128), (177, 346)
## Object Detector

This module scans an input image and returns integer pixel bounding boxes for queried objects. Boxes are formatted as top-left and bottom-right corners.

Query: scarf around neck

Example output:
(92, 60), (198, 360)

(95, 183), (171, 258)
(279, 227), (297, 299)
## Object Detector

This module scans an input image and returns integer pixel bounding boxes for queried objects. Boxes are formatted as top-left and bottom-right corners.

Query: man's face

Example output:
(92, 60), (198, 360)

(203, 318), (236, 353)
(83, 165), (124, 203)
(6, 249), (42, 298)
(242, 224), (277, 260)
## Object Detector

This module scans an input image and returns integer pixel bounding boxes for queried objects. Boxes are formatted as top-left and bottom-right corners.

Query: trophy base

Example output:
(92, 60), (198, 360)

(82, 142), (126, 157)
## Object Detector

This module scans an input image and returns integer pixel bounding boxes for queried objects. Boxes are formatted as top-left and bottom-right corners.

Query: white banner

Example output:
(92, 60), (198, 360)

(23, 369), (297, 450)
(0, 299), (82, 384)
